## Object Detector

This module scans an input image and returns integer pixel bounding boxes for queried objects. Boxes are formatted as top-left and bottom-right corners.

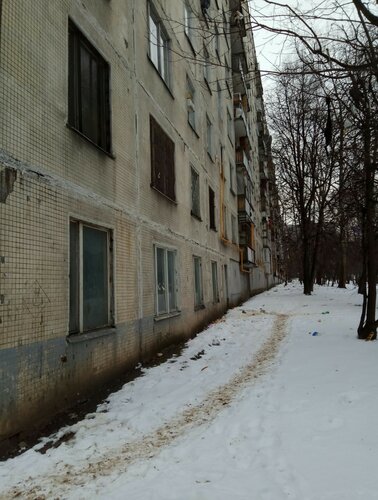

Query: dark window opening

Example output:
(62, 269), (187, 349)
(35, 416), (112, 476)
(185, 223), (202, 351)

(68, 20), (111, 153)
(150, 115), (176, 201)
(209, 186), (216, 230)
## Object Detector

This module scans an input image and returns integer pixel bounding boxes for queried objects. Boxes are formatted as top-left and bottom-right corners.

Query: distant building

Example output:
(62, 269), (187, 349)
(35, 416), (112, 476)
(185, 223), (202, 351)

(0, 0), (282, 442)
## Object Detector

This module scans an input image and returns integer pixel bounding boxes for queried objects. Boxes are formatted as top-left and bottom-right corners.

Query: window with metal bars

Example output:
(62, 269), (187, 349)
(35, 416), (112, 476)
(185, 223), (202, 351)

(150, 115), (176, 201)
(68, 20), (111, 153)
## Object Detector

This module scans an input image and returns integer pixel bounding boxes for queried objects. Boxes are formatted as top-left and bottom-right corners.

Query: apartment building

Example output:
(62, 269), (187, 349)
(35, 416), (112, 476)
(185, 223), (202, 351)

(0, 0), (281, 442)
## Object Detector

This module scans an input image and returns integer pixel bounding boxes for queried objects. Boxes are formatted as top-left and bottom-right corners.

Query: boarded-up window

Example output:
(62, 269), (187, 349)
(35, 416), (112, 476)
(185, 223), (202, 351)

(150, 116), (175, 201)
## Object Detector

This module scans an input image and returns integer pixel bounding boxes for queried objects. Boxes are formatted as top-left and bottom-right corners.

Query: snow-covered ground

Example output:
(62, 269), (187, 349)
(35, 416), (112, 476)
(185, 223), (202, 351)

(1, 282), (378, 500)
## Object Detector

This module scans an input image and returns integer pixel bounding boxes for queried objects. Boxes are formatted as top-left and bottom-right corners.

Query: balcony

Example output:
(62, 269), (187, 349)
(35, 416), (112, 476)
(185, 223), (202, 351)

(240, 245), (255, 269)
(230, 1), (247, 58)
(235, 149), (249, 169)
(234, 94), (251, 144)
(236, 149), (252, 179)
(237, 194), (253, 223)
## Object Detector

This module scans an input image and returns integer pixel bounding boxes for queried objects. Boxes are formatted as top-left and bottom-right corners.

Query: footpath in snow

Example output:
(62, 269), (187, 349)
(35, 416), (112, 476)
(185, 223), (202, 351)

(0, 282), (377, 500)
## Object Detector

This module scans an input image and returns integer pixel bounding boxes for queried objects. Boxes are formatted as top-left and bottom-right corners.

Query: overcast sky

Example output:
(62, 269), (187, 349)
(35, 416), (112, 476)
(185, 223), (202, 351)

(247, 0), (376, 90)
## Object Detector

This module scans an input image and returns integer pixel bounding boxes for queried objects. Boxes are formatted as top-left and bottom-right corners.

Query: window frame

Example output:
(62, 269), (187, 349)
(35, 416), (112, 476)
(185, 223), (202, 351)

(190, 165), (201, 219)
(203, 43), (211, 91)
(193, 255), (204, 309)
(69, 219), (113, 335)
(222, 204), (228, 239)
(209, 186), (216, 230)
(231, 214), (238, 243)
(206, 115), (213, 160)
(211, 261), (220, 303)
(148, 2), (171, 87)
(224, 56), (232, 96)
(184, 2), (196, 55)
(229, 161), (236, 194)
(154, 245), (179, 317)
(150, 115), (176, 202)
(186, 75), (196, 131)
(68, 20), (111, 154)
(214, 24), (221, 62)
(227, 107), (233, 144)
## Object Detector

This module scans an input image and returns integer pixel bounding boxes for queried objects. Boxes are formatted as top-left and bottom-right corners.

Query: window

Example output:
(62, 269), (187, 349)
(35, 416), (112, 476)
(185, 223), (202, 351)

(225, 56), (231, 94)
(251, 222), (256, 249)
(229, 161), (235, 193)
(227, 108), (233, 143)
(206, 115), (213, 158)
(193, 256), (204, 308)
(150, 115), (175, 201)
(203, 44), (211, 88)
(222, 8), (229, 48)
(211, 261), (219, 303)
(222, 204), (228, 238)
(155, 246), (178, 316)
(69, 220), (112, 334)
(209, 186), (216, 230)
(217, 81), (222, 123)
(68, 21), (111, 153)
(191, 166), (201, 218)
(214, 24), (220, 61)
(184, 2), (195, 53)
(148, 2), (170, 85)
(231, 214), (237, 243)
(187, 76), (196, 130)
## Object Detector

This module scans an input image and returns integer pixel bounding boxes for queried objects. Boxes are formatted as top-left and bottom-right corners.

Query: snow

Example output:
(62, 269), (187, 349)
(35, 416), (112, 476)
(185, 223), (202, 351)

(1, 282), (378, 499)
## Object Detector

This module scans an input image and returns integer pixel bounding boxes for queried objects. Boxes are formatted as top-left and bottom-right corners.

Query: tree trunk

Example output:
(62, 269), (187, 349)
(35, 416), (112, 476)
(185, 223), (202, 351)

(358, 122), (377, 339)
(303, 237), (312, 295)
(338, 230), (347, 288)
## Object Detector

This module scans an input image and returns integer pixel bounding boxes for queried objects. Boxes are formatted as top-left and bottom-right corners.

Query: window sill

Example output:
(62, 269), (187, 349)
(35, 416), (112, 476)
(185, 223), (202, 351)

(188, 121), (199, 138)
(66, 124), (115, 159)
(151, 184), (177, 205)
(210, 226), (217, 232)
(67, 326), (116, 343)
(154, 311), (181, 322)
(191, 211), (202, 221)
(194, 304), (205, 311)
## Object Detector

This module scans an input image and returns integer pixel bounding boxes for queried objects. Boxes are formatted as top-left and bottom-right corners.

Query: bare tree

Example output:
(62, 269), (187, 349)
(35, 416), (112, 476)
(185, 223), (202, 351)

(269, 66), (335, 294)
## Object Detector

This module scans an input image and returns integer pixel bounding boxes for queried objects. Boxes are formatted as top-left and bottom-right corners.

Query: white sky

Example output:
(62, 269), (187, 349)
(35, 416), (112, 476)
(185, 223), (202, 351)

(248, 0), (378, 89)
